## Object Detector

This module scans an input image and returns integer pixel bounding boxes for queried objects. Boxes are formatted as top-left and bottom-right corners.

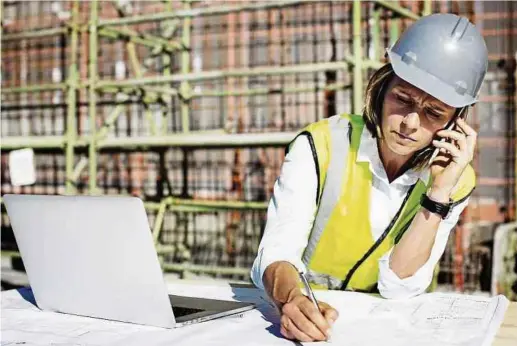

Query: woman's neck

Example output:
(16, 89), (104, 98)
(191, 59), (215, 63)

(377, 138), (412, 183)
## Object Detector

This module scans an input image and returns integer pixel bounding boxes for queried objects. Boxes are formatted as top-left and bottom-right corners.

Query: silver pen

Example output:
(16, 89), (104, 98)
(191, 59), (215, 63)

(298, 271), (333, 342)
(298, 271), (319, 311)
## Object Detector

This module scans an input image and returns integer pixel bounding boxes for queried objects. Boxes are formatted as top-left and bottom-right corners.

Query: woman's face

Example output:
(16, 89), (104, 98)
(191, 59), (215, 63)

(380, 76), (457, 157)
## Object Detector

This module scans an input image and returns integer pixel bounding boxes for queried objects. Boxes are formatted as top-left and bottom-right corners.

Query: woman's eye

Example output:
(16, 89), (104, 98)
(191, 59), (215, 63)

(396, 95), (412, 104)
(425, 109), (442, 119)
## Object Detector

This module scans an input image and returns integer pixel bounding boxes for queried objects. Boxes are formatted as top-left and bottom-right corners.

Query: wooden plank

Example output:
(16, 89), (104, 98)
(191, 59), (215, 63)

(494, 302), (517, 346)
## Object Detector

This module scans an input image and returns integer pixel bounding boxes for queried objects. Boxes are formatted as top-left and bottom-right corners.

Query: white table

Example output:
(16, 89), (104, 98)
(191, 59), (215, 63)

(1, 281), (515, 346)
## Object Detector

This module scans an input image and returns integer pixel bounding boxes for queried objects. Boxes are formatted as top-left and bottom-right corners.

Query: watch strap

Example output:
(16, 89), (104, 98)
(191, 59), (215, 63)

(420, 194), (452, 219)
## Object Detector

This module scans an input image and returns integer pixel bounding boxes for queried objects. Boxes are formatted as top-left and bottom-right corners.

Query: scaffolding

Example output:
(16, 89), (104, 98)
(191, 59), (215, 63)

(1, 1), (515, 287)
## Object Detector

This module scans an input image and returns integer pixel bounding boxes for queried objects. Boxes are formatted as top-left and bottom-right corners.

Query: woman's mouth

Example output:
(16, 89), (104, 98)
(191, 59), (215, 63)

(394, 132), (416, 142)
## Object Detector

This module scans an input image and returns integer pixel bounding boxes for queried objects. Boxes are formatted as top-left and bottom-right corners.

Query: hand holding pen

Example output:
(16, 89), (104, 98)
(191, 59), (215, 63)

(278, 271), (338, 342)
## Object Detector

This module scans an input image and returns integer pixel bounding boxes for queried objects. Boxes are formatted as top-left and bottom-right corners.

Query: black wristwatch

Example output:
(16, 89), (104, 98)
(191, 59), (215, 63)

(420, 194), (453, 219)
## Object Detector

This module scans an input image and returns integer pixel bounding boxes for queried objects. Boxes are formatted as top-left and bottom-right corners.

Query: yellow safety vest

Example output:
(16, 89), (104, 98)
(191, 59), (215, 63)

(289, 113), (475, 292)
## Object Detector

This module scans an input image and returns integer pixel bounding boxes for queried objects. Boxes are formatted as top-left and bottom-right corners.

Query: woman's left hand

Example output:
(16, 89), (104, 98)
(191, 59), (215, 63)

(429, 117), (477, 202)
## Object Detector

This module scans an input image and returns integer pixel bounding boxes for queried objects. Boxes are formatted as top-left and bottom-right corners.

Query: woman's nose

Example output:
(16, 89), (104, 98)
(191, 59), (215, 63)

(402, 112), (420, 129)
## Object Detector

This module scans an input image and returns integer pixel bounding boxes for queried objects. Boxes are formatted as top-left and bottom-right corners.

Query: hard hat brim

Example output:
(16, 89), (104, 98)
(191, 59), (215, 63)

(387, 49), (477, 108)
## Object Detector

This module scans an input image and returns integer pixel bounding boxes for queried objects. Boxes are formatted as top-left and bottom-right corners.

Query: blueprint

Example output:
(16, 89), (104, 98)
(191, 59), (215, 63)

(304, 291), (509, 346)
(1, 283), (510, 346)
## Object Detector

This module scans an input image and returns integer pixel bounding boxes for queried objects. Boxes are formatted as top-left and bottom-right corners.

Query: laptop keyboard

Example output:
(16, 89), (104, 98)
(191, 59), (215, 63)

(171, 306), (204, 318)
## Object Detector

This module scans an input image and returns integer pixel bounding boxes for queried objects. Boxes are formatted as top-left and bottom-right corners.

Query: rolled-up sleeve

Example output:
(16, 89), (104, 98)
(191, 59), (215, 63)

(250, 136), (318, 289)
(377, 198), (470, 299)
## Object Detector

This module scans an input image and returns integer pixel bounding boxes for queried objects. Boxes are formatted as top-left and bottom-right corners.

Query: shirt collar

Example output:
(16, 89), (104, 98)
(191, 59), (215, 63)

(356, 127), (430, 186)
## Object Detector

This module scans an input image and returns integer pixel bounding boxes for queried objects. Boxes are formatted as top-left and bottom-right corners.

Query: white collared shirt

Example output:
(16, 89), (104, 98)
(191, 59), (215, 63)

(250, 124), (468, 299)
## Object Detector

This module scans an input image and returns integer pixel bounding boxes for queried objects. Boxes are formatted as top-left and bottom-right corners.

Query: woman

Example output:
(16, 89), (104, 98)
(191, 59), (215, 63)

(250, 13), (488, 342)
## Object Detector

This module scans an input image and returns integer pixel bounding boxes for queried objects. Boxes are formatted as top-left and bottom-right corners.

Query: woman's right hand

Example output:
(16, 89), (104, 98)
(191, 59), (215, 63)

(279, 292), (338, 342)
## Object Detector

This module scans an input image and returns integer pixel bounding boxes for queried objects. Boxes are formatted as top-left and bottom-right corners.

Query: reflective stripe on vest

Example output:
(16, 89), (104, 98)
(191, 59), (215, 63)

(302, 115), (350, 267)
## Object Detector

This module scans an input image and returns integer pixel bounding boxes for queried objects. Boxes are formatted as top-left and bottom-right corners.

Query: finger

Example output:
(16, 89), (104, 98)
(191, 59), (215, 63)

(280, 315), (296, 340)
(433, 150), (451, 162)
(456, 117), (476, 137)
(282, 301), (325, 341)
(431, 155), (451, 169)
(281, 314), (315, 342)
(455, 118), (477, 148)
(298, 300), (331, 339)
(318, 301), (339, 325)
(432, 140), (461, 158)
(280, 326), (294, 340)
(436, 130), (467, 151)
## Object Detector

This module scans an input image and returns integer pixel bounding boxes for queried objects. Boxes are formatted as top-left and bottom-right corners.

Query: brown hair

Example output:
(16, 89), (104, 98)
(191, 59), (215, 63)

(361, 63), (469, 171)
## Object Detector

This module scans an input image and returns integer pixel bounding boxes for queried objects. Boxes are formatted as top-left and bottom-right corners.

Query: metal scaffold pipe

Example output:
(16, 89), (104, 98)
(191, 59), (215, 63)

(96, 131), (297, 149)
(2, 84), (67, 93)
(180, 0), (192, 133)
(0, 131), (297, 150)
(352, 0), (363, 114)
(94, 60), (383, 89)
(89, 0), (99, 194)
(2, 27), (68, 41)
(144, 197), (268, 211)
(373, 0), (420, 20)
(98, 26), (183, 52)
(65, 0), (80, 194)
(98, 0), (308, 27)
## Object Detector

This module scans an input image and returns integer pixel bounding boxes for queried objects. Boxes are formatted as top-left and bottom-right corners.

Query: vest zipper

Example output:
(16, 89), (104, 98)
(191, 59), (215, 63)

(339, 183), (417, 291)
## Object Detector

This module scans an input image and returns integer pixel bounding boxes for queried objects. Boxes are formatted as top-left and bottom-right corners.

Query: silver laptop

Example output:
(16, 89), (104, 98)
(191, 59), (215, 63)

(3, 194), (255, 328)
